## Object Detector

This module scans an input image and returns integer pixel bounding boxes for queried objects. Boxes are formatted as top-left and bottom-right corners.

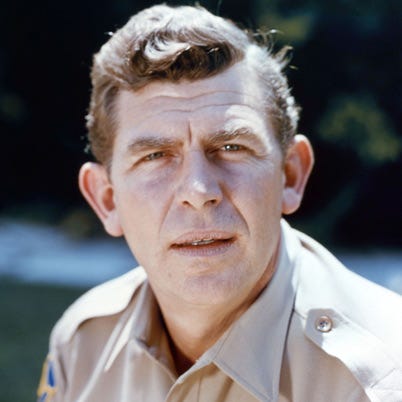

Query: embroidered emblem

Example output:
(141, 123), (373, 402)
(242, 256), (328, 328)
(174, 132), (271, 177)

(37, 355), (57, 402)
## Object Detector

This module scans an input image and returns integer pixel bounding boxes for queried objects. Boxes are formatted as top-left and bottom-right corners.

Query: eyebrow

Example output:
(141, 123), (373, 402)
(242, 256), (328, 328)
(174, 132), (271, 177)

(127, 137), (180, 155)
(207, 128), (265, 148)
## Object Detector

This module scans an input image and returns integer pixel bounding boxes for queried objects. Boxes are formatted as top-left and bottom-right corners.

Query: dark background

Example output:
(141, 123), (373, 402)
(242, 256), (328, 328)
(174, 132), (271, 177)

(1, 0), (401, 247)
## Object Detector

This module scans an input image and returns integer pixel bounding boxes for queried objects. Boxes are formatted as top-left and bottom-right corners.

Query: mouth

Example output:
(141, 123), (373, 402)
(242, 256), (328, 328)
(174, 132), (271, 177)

(173, 237), (233, 248)
(170, 232), (235, 256)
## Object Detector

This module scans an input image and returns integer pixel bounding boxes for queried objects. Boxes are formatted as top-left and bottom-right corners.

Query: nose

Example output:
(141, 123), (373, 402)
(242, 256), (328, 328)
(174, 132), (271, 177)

(176, 151), (223, 209)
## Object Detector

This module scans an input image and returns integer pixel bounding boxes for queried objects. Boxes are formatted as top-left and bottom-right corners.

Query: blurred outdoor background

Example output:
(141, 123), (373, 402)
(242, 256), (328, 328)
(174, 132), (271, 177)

(0, 0), (401, 400)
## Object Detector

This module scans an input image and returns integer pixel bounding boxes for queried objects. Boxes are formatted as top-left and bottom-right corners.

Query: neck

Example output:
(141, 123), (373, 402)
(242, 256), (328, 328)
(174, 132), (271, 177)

(157, 264), (274, 376)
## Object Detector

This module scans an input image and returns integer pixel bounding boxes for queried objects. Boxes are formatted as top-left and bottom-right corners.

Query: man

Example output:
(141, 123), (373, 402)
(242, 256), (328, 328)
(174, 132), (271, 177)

(37, 4), (402, 402)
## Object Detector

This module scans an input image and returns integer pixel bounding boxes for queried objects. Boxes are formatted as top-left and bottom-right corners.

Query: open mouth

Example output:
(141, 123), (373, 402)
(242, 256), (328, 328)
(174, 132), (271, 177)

(174, 238), (232, 247)
(171, 237), (235, 252)
(170, 231), (236, 256)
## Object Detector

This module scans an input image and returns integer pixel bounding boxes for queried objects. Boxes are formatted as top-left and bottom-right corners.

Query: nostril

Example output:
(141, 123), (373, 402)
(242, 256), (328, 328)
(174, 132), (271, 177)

(181, 196), (219, 208)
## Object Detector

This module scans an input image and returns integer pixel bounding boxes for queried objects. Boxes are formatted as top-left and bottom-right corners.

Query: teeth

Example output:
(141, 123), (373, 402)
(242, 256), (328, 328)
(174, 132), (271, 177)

(190, 238), (215, 246)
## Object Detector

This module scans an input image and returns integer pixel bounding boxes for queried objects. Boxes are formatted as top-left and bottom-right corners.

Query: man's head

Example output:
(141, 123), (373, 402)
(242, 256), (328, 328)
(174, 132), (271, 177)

(79, 4), (313, 309)
(86, 4), (299, 167)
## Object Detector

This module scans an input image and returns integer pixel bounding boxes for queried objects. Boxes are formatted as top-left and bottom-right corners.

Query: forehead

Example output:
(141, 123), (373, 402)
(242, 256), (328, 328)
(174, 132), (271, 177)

(133, 61), (263, 101)
(114, 61), (274, 142)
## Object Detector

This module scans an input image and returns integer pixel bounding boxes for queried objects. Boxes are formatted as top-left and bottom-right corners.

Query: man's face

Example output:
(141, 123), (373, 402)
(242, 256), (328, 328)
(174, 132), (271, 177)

(90, 61), (302, 308)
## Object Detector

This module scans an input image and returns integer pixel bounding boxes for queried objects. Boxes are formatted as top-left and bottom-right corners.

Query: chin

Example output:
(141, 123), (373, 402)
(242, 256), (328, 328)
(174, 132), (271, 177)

(180, 272), (249, 306)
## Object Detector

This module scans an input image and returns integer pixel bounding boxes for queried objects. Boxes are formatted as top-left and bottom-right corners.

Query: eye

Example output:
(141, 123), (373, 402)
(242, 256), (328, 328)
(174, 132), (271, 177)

(221, 144), (244, 152)
(144, 151), (166, 161)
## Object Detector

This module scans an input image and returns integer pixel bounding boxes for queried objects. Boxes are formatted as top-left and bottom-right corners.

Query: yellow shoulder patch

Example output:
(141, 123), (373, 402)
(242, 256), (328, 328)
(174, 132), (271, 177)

(37, 355), (57, 402)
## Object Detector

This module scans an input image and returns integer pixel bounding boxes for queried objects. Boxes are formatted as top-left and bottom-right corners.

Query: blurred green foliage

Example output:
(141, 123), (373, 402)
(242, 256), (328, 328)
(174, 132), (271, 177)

(0, 281), (86, 402)
(257, 12), (314, 44)
(318, 94), (400, 166)
(253, 0), (402, 245)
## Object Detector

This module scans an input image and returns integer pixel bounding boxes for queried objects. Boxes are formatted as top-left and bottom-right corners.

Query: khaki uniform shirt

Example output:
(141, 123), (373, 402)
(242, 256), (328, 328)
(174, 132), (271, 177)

(38, 221), (402, 402)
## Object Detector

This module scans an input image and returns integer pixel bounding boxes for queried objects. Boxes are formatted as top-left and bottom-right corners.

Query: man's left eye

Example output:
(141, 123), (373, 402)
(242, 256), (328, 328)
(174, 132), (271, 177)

(144, 151), (165, 161)
(222, 144), (243, 152)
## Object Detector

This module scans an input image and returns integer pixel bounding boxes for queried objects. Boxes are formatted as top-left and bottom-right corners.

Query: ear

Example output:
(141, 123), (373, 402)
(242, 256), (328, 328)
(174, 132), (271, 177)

(282, 134), (314, 215)
(78, 162), (123, 237)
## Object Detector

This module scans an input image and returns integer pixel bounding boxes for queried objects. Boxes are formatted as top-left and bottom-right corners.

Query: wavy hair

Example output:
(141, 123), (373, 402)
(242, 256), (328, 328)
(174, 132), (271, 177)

(86, 4), (299, 165)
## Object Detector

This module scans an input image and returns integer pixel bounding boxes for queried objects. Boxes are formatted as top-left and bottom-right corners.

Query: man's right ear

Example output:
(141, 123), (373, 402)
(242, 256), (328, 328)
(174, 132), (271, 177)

(78, 162), (123, 237)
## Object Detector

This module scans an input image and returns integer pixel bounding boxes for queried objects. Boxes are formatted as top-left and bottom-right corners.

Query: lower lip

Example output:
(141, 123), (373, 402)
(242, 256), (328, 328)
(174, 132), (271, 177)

(170, 238), (235, 257)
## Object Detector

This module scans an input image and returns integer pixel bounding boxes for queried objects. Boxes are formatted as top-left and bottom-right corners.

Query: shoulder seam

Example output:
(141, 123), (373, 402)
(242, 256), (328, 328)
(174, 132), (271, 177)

(51, 267), (146, 346)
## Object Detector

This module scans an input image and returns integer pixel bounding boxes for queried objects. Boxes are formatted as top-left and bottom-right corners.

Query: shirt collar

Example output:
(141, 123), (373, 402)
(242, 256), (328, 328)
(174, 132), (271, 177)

(104, 271), (175, 376)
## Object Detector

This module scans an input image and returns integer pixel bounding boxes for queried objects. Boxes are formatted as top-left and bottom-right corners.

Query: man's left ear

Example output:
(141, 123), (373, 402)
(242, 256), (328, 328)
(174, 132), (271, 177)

(282, 134), (314, 215)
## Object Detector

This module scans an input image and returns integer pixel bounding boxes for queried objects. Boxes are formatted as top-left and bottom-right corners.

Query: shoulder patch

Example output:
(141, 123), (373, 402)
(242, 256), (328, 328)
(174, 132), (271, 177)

(37, 355), (57, 402)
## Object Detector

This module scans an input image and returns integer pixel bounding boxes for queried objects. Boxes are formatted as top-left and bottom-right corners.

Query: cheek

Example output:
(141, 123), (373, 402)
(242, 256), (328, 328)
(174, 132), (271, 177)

(232, 170), (284, 241)
(229, 164), (284, 207)
(114, 175), (173, 234)
(119, 169), (174, 203)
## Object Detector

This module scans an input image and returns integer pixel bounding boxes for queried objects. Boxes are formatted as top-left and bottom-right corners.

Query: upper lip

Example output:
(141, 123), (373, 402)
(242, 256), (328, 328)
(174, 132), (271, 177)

(171, 231), (235, 247)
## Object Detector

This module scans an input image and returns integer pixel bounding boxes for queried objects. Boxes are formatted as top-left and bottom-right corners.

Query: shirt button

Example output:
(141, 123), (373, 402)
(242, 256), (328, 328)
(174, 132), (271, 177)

(315, 315), (333, 333)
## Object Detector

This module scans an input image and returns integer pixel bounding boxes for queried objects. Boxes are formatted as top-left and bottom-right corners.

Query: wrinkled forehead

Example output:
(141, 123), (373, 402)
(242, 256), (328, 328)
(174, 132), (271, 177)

(115, 60), (268, 126)
(125, 61), (263, 104)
